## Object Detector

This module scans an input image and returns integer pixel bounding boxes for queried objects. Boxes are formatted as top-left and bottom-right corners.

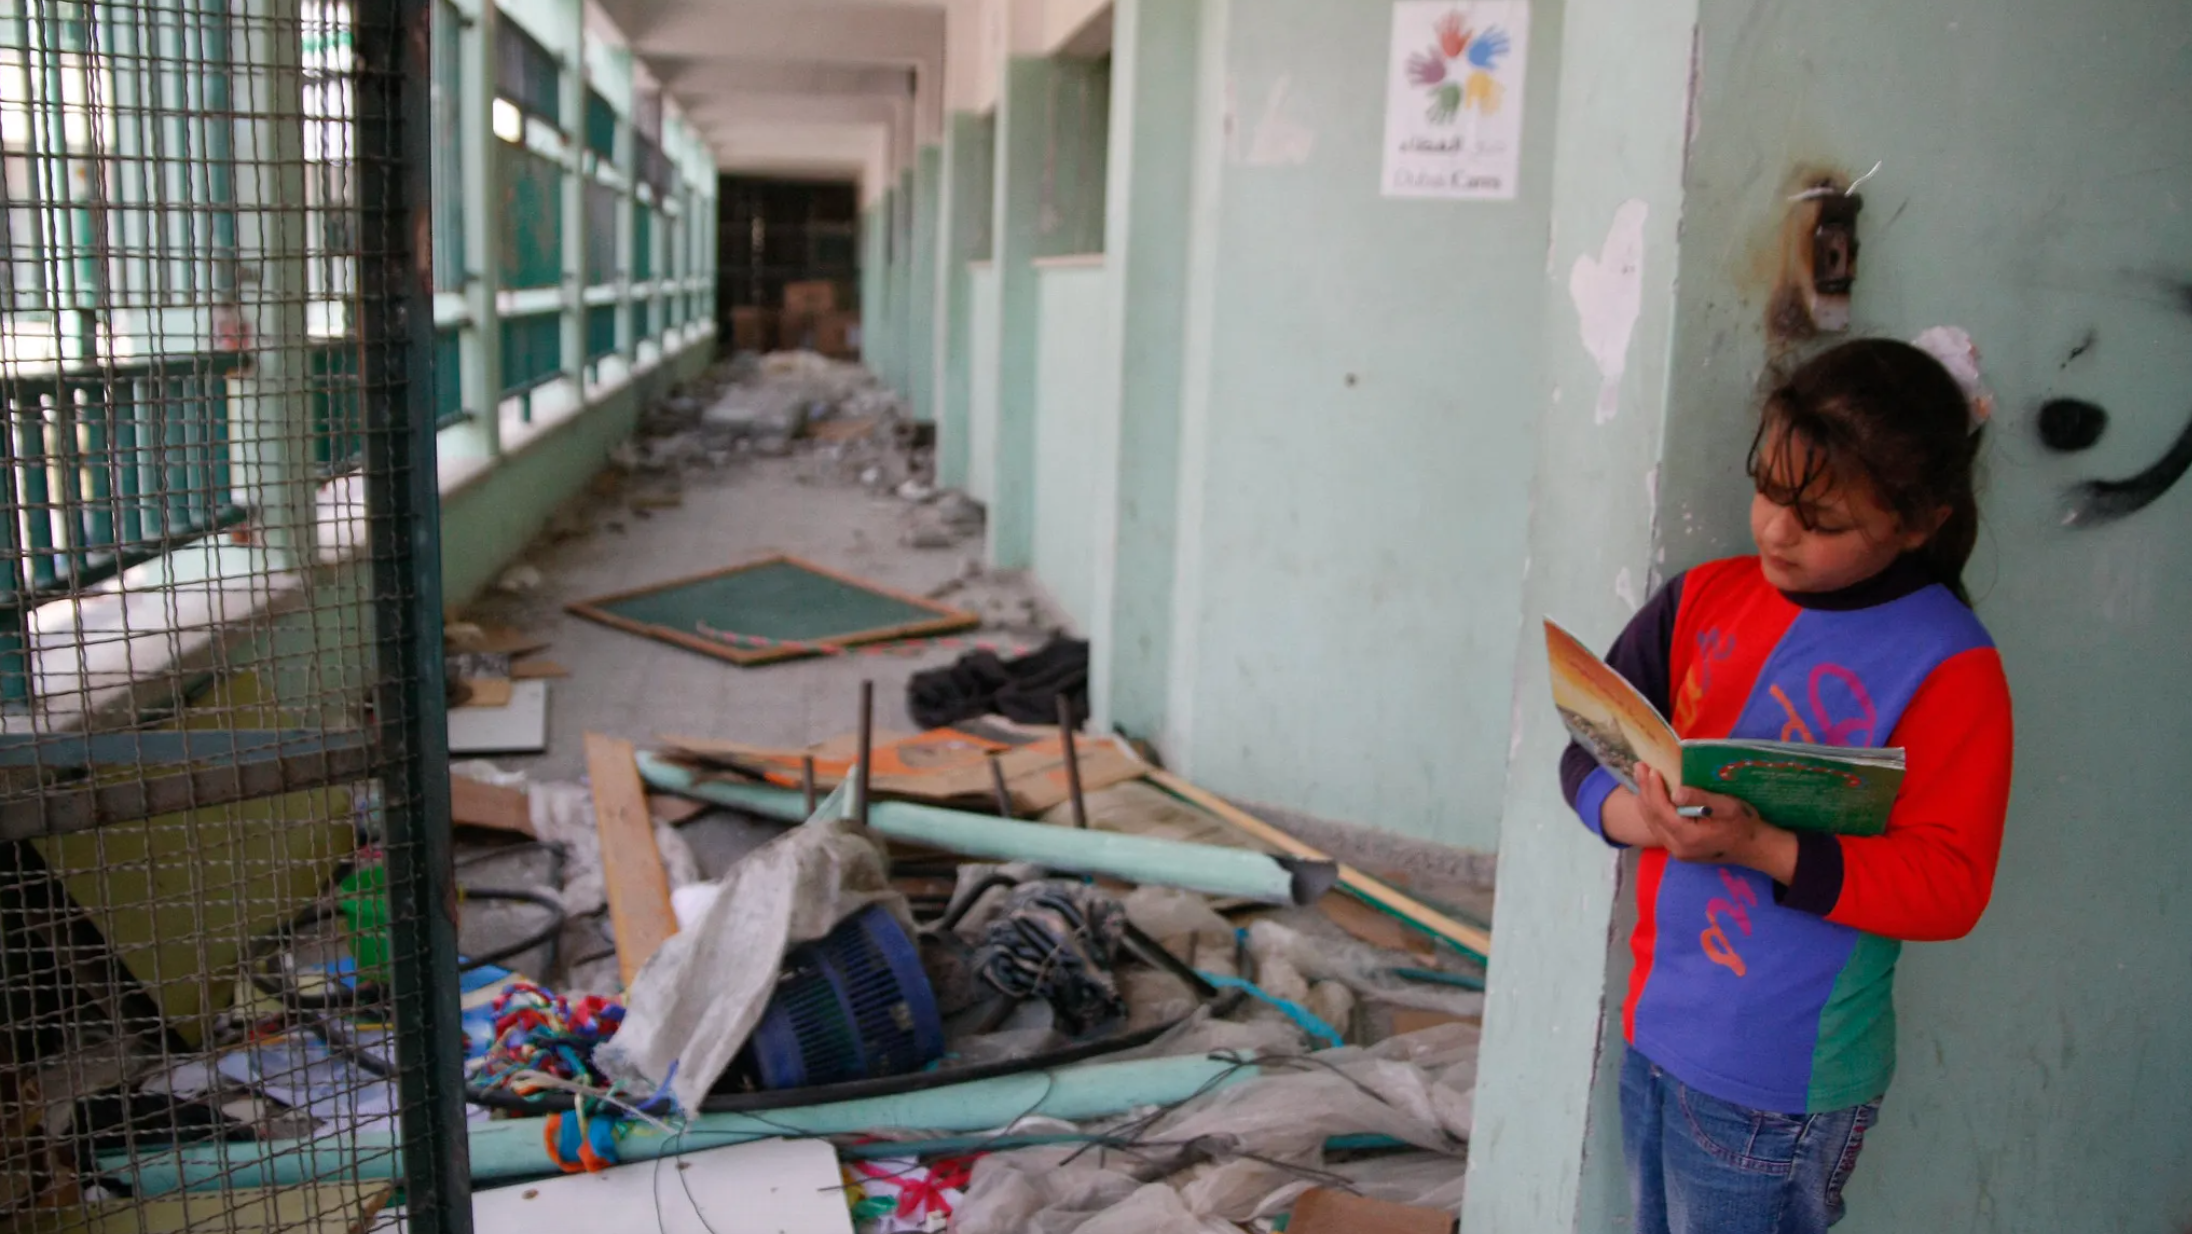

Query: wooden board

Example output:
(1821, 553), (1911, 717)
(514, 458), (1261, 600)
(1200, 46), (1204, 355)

(586, 732), (678, 987)
(452, 776), (533, 836)
(1319, 891), (1436, 958)
(565, 553), (979, 667)
(469, 1138), (851, 1234)
(7, 1183), (395, 1233)
(447, 680), (548, 755)
(509, 658), (569, 680)
(1289, 1187), (1455, 1234)
(456, 678), (513, 708)
(1145, 769), (1492, 958)
(648, 794), (709, 825)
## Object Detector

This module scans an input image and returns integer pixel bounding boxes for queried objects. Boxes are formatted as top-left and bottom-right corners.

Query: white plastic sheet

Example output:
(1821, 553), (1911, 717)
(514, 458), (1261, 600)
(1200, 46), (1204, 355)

(596, 782), (905, 1111)
(952, 1023), (1478, 1231)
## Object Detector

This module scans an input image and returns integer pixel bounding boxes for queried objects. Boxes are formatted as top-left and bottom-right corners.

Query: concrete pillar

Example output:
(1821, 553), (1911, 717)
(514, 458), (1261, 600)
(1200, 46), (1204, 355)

(935, 111), (995, 489)
(227, 0), (316, 569)
(908, 145), (943, 422)
(449, 0), (502, 459)
(1460, 0), (1696, 1228)
(1085, 0), (1205, 742)
(984, 56), (1051, 569)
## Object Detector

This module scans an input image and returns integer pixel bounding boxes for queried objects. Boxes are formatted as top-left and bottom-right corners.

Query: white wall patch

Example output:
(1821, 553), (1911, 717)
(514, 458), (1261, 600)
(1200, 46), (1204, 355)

(1614, 566), (1640, 612)
(1242, 76), (1317, 166)
(1569, 199), (1648, 424)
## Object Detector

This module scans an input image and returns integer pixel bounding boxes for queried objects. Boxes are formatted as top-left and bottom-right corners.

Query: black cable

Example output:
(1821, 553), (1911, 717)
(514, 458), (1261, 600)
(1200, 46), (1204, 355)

(454, 886), (567, 972)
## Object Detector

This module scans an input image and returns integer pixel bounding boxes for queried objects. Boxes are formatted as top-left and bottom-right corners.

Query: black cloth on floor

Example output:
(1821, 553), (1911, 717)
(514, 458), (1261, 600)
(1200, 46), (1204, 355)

(908, 635), (1089, 730)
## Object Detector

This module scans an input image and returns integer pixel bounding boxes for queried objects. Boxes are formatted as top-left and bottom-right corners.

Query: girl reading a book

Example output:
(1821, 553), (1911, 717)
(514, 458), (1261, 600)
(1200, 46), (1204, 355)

(1560, 337), (2015, 1234)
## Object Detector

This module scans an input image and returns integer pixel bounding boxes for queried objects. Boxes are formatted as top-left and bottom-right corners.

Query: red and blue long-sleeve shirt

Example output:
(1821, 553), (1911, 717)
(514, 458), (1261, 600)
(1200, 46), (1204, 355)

(1561, 554), (2014, 1114)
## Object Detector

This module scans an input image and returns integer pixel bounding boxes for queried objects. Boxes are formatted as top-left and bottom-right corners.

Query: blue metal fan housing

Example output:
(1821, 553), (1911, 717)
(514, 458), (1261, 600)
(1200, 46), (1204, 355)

(741, 903), (944, 1091)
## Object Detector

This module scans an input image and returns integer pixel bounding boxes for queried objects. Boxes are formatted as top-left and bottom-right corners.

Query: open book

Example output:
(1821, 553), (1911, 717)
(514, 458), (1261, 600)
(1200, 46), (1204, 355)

(1545, 618), (1902, 837)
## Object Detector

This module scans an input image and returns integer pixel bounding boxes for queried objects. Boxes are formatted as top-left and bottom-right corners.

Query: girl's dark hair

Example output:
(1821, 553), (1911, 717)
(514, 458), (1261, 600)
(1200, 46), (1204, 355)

(1746, 338), (1983, 603)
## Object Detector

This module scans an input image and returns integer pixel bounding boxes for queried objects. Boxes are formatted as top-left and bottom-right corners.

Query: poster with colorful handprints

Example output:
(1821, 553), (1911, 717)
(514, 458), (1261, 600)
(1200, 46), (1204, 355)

(1381, 0), (1530, 199)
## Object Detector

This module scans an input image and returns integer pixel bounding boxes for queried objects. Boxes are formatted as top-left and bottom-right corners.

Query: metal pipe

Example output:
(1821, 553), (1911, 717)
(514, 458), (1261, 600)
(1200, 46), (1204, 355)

(636, 752), (1337, 906)
(1057, 693), (1088, 830)
(985, 750), (1013, 819)
(105, 1051), (1258, 1194)
(855, 679), (873, 828)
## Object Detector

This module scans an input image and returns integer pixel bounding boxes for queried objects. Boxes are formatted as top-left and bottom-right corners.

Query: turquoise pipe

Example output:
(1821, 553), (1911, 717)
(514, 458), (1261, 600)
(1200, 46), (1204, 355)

(104, 1052), (1257, 1195)
(635, 751), (1336, 906)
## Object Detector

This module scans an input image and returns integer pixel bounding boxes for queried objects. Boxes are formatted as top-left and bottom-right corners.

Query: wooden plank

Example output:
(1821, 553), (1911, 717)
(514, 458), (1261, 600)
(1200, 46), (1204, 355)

(8, 1183), (396, 1233)
(1289, 1187), (1455, 1234)
(586, 732), (678, 987)
(456, 678), (514, 708)
(1319, 891), (1436, 958)
(1145, 769), (1493, 958)
(509, 658), (570, 680)
(469, 1139), (851, 1234)
(647, 793), (708, 825)
(452, 775), (533, 836)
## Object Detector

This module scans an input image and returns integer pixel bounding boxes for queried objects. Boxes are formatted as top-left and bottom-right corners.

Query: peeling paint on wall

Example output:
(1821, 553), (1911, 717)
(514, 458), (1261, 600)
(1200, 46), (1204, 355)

(1241, 75), (1316, 166)
(1614, 566), (1640, 611)
(1570, 199), (1648, 424)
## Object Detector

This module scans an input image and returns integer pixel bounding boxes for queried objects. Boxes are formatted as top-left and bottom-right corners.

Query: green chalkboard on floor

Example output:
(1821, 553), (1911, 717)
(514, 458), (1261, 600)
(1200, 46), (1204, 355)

(566, 554), (979, 665)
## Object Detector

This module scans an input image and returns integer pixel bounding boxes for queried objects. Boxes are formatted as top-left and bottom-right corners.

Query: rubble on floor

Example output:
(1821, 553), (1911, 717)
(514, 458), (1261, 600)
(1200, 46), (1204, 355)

(61, 353), (1487, 1233)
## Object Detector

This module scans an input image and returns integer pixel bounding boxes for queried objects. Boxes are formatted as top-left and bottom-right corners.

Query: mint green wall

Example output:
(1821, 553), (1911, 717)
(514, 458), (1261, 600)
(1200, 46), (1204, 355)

(967, 263), (1002, 506)
(1031, 265), (1116, 629)
(1645, 0), (2192, 1228)
(937, 112), (996, 489)
(908, 146), (942, 422)
(1459, 0), (1682, 1221)
(1033, 58), (1111, 259)
(1160, 0), (1558, 849)
(440, 344), (714, 606)
(985, 58), (1052, 569)
(860, 202), (888, 369)
(1086, 0), (1204, 746)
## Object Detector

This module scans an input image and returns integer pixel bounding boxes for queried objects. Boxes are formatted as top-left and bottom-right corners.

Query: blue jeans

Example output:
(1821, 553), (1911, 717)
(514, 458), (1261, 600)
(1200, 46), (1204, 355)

(1621, 1047), (1879, 1234)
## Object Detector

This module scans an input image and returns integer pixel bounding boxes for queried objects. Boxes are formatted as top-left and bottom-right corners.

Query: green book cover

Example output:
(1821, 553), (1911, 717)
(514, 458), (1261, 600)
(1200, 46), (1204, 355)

(1679, 741), (1901, 838)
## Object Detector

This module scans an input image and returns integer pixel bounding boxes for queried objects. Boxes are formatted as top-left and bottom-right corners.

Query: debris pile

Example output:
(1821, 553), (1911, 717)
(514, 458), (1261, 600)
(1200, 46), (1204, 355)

(49, 353), (1486, 1233)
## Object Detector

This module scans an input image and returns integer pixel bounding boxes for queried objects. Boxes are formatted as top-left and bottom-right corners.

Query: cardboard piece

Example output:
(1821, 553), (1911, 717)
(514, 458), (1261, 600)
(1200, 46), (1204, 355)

(648, 794), (709, 825)
(782, 279), (837, 316)
(456, 678), (513, 708)
(448, 680), (549, 755)
(1391, 1008), (1477, 1036)
(12, 1183), (396, 1233)
(453, 776), (533, 836)
(586, 733), (678, 987)
(1288, 1187), (1456, 1234)
(1320, 891), (1437, 958)
(661, 727), (1151, 816)
(448, 625), (551, 658)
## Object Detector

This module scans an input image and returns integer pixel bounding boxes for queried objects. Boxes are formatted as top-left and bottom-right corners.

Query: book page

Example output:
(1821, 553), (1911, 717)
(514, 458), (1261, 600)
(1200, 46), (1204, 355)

(1545, 618), (1682, 788)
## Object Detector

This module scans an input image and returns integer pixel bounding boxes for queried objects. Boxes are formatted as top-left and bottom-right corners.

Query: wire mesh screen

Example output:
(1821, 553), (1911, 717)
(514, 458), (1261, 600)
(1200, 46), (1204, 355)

(0, 0), (463, 1226)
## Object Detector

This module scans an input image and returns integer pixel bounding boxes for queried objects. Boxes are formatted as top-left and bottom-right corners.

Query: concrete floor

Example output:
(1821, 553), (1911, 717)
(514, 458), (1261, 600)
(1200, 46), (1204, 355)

(453, 364), (1494, 926)
(457, 451), (1054, 786)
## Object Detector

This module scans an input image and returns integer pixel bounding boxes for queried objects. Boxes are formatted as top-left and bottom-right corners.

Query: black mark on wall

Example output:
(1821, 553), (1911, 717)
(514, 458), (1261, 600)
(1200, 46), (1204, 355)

(2059, 330), (2097, 369)
(2063, 411), (2192, 527)
(2057, 281), (2192, 528)
(2038, 399), (2108, 453)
